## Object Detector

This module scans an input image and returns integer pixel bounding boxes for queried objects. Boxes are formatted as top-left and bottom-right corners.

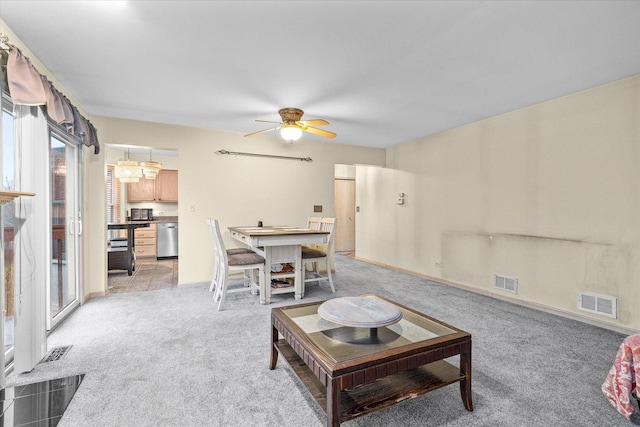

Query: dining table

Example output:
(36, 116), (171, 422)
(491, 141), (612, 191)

(228, 225), (329, 304)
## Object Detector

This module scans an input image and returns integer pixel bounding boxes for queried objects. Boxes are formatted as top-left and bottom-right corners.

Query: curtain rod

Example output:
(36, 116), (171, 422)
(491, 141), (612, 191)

(215, 149), (312, 162)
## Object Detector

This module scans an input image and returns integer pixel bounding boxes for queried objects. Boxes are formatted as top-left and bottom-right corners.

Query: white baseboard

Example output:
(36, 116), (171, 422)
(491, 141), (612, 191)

(353, 256), (639, 336)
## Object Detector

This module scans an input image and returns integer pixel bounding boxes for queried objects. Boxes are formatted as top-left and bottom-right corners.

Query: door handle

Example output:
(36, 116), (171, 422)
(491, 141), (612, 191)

(77, 220), (83, 236)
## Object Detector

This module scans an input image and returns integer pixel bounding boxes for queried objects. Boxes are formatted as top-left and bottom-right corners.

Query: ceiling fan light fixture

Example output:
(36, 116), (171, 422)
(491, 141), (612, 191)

(280, 125), (302, 142)
(281, 125), (302, 142)
(244, 107), (335, 140)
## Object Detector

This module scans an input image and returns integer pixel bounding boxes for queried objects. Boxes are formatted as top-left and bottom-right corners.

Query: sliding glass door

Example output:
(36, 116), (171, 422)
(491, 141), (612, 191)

(49, 130), (81, 329)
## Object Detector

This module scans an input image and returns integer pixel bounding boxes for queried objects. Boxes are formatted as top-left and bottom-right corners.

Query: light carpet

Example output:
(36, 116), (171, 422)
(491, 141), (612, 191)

(6, 255), (639, 426)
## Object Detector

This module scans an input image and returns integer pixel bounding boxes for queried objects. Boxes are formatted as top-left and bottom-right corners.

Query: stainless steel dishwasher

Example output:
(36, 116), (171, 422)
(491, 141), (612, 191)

(156, 222), (178, 258)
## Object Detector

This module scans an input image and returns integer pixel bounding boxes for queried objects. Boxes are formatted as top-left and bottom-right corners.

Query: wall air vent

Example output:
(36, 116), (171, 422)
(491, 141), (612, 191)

(578, 292), (617, 319)
(494, 274), (518, 294)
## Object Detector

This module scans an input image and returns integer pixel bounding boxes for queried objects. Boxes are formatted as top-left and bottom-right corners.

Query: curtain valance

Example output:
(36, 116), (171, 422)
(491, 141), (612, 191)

(1, 46), (100, 154)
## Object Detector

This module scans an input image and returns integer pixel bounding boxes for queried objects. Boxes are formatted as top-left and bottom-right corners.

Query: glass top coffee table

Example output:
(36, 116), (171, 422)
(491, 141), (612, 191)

(270, 294), (473, 426)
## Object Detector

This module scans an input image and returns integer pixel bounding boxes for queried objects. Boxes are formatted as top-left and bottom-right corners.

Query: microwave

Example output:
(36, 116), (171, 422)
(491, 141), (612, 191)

(130, 208), (153, 221)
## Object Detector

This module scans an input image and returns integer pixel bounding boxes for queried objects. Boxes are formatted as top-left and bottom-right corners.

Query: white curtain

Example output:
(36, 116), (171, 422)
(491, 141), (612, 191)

(13, 105), (49, 373)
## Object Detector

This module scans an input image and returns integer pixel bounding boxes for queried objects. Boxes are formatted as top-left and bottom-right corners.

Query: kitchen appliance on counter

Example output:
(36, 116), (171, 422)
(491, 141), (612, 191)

(130, 208), (153, 221)
(157, 222), (178, 258)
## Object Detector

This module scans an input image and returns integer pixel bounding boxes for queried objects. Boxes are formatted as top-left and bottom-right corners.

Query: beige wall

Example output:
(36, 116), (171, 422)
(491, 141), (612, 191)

(356, 75), (640, 331)
(88, 116), (386, 291)
(5, 18), (638, 330)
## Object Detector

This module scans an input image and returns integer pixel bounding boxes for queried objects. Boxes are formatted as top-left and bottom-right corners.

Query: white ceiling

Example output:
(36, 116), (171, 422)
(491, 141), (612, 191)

(2, 1), (639, 149)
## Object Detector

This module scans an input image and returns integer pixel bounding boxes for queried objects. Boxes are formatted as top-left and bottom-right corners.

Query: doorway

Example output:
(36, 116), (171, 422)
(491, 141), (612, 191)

(105, 145), (179, 293)
(334, 178), (355, 253)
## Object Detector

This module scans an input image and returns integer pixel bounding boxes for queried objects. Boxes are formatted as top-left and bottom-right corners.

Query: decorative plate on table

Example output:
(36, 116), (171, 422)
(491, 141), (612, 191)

(318, 295), (403, 328)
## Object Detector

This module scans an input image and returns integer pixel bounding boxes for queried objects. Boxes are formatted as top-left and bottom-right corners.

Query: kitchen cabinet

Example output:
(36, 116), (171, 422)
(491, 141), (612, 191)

(128, 169), (178, 202)
(127, 177), (155, 201)
(156, 170), (178, 202)
(134, 223), (156, 258)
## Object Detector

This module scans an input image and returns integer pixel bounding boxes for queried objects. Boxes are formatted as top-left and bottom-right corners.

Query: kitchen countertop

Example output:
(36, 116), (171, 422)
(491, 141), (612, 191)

(107, 222), (151, 228)
(124, 216), (178, 224)
(153, 216), (178, 223)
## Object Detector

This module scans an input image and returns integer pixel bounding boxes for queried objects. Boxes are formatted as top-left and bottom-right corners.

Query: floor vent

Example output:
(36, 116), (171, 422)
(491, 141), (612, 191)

(41, 346), (72, 363)
(578, 292), (617, 318)
(494, 274), (518, 294)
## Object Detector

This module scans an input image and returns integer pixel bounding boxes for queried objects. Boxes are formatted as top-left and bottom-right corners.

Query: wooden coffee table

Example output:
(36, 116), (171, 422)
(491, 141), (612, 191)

(270, 294), (473, 426)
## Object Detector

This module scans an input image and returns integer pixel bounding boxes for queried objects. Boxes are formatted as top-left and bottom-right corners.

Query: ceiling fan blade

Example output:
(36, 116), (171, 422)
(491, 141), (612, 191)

(244, 126), (281, 137)
(303, 126), (336, 139)
(299, 119), (329, 126)
(255, 119), (283, 124)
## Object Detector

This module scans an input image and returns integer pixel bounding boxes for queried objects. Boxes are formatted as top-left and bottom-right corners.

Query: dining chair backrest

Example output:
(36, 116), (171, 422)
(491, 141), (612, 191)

(307, 216), (322, 231)
(208, 218), (227, 260)
(301, 217), (337, 294)
(206, 218), (265, 311)
(320, 217), (336, 250)
(206, 218), (228, 288)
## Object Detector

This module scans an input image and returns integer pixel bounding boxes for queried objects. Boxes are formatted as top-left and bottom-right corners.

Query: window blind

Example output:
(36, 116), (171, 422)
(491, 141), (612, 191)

(106, 165), (122, 239)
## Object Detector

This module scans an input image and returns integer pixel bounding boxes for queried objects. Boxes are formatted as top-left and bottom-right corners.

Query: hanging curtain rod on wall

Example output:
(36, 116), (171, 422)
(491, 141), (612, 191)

(215, 149), (312, 162)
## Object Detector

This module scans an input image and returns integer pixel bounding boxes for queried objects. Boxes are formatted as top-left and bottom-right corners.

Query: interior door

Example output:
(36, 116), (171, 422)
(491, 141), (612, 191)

(48, 132), (81, 329)
(334, 178), (355, 252)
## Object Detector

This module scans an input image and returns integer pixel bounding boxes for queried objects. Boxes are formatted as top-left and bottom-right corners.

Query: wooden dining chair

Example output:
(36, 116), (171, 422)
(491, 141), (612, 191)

(206, 219), (255, 292)
(207, 218), (265, 311)
(307, 216), (322, 230)
(301, 217), (337, 296)
(304, 216), (323, 259)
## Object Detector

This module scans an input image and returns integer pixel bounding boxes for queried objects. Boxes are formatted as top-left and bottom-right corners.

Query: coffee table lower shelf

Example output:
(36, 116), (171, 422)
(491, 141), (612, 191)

(276, 339), (465, 423)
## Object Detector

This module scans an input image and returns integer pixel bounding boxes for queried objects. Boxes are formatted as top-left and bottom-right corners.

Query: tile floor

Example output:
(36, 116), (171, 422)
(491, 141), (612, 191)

(107, 257), (178, 294)
(1, 374), (84, 426)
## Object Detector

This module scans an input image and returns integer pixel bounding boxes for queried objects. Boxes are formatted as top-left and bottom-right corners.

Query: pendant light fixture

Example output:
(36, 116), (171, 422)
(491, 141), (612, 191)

(140, 149), (162, 179)
(114, 148), (142, 182)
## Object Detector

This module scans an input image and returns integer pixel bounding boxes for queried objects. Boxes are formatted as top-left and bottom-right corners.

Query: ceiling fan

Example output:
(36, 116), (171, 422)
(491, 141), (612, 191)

(244, 108), (336, 142)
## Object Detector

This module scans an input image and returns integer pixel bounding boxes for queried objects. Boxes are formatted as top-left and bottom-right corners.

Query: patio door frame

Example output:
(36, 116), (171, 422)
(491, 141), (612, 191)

(1, 94), (13, 386)
(47, 124), (83, 331)
(4, 105), (84, 375)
